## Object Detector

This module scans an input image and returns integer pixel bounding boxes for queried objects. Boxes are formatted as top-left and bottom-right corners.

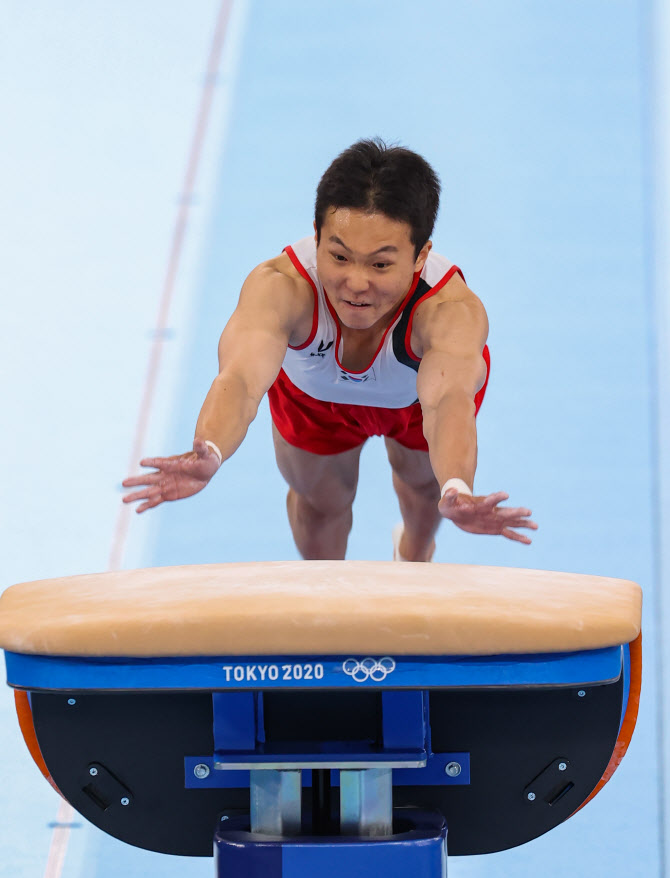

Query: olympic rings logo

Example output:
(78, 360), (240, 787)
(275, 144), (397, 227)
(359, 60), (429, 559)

(342, 656), (396, 683)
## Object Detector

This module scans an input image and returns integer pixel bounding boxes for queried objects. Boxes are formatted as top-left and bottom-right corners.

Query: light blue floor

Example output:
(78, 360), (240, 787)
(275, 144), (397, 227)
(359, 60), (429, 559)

(0, 1), (665, 876)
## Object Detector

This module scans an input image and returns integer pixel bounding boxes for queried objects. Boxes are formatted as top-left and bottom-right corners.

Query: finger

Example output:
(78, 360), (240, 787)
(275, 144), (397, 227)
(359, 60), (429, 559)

(499, 507), (533, 518)
(122, 473), (163, 488)
(499, 518), (539, 530)
(135, 492), (165, 513)
(122, 476), (147, 488)
(491, 507), (535, 522)
(139, 453), (196, 469)
(138, 457), (172, 469)
(501, 527), (532, 545)
(123, 486), (162, 505)
(122, 489), (150, 504)
(481, 492), (509, 508)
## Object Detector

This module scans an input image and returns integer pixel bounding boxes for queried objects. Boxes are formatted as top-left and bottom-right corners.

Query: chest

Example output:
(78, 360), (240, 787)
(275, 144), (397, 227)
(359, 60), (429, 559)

(338, 328), (386, 372)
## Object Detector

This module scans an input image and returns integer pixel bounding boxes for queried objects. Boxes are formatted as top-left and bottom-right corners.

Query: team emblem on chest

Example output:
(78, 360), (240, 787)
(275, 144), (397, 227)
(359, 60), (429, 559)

(338, 367), (377, 383)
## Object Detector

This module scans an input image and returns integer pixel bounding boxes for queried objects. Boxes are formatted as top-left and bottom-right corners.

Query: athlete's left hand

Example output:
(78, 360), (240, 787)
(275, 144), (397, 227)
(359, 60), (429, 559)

(438, 489), (538, 544)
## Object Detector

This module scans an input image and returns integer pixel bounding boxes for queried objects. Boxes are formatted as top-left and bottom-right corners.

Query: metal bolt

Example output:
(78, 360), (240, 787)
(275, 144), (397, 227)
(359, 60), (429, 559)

(577, 690), (586, 698)
(120, 797), (130, 806)
(445, 761), (462, 777)
(67, 699), (76, 706)
(194, 764), (210, 780)
(89, 767), (98, 777)
(527, 792), (536, 801)
(558, 762), (567, 771)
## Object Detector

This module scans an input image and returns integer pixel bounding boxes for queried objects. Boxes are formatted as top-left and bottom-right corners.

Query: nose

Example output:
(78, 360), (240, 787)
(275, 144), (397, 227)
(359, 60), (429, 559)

(344, 267), (370, 294)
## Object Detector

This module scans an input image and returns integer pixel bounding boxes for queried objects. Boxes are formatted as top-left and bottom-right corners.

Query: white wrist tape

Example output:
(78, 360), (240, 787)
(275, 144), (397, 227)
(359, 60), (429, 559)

(204, 440), (223, 466)
(440, 478), (472, 498)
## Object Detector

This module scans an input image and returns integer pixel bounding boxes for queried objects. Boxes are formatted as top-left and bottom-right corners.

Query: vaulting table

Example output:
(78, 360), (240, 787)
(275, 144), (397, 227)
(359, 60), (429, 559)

(0, 561), (642, 878)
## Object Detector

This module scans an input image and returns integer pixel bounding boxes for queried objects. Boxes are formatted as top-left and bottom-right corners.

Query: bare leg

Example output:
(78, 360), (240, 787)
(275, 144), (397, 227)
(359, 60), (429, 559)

(384, 437), (442, 562)
(272, 424), (364, 560)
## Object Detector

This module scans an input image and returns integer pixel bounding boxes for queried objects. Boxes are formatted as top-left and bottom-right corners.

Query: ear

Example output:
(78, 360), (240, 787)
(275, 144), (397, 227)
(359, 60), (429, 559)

(414, 240), (432, 273)
(313, 220), (318, 244)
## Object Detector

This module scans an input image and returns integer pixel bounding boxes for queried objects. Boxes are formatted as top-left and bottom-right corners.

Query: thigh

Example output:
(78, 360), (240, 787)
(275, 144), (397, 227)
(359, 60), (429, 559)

(272, 423), (364, 512)
(384, 436), (440, 495)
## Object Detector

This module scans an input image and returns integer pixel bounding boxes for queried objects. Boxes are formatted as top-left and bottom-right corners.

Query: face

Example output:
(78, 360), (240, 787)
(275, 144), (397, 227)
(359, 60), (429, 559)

(315, 208), (431, 331)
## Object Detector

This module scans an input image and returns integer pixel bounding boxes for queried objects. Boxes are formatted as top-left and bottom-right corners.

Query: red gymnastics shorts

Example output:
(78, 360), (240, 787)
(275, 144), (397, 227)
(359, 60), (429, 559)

(268, 347), (490, 456)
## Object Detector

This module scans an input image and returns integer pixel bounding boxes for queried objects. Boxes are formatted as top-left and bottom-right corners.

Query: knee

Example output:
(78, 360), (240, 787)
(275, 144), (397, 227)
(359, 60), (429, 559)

(386, 443), (439, 498)
(392, 469), (440, 502)
(288, 486), (355, 524)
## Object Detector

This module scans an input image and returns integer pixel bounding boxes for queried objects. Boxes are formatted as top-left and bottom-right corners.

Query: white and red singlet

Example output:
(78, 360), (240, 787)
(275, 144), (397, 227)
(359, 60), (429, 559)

(268, 237), (490, 454)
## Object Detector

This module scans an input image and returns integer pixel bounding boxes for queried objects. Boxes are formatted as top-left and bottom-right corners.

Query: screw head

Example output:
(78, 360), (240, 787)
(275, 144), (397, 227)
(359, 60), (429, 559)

(558, 762), (567, 771)
(89, 767), (98, 777)
(445, 761), (462, 777)
(527, 792), (536, 801)
(578, 690), (586, 698)
(67, 698), (76, 706)
(120, 797), (130, 806)
(194, 764), (211, 779)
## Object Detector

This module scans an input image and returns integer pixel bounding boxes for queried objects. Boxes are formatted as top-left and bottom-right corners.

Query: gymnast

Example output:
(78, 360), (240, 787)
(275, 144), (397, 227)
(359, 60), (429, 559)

(122, 139), (537, 560)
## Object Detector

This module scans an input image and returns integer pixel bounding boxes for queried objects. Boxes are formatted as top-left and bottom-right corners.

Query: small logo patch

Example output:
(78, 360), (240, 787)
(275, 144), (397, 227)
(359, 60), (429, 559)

(310, 340), (334, 358)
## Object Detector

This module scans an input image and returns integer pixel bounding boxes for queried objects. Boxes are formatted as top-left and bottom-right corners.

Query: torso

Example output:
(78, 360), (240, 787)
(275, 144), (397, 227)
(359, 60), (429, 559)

(276, 237), (466, 408)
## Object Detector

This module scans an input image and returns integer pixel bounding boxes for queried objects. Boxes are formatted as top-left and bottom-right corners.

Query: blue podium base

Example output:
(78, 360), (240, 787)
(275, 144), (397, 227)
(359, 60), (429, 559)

(215, 810), (448, 878)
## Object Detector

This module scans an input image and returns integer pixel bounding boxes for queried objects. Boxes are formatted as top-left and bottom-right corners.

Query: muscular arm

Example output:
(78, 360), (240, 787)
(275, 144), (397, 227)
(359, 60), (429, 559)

(415, 291), (488, 492)
(122, 258), (312, 512)
(415, 275), (537, 543)
(194, 263), (304, 462)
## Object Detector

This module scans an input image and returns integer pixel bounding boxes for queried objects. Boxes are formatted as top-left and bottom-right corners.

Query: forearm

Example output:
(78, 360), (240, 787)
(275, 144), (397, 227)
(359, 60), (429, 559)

(422, 392), (478, 492)
(194, 369), (261, 464)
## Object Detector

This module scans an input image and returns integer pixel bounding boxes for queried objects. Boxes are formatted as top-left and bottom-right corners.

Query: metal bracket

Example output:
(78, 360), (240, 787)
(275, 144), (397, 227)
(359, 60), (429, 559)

(250, 769), (301, 835)
(340, 768), (393, 837)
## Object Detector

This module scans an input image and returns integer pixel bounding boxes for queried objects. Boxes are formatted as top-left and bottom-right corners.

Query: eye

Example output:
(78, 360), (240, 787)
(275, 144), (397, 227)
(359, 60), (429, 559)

(331, 252), (347, 263)
(373, 262), (391, 270)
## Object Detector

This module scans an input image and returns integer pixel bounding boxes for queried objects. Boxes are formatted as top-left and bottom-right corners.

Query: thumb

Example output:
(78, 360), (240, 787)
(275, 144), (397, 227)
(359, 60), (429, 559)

(193, 438), (223, 468)
(193, 438), (209, 456)
(440, 487), (459, 503)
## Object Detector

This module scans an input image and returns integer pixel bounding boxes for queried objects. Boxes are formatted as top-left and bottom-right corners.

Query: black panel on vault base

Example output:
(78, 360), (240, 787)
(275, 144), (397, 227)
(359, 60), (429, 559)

(30, 676), (622, 857)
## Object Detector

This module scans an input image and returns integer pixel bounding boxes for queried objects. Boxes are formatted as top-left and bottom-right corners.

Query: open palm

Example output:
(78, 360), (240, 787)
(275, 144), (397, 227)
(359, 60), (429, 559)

(122, 439), (220, 513)
(438, 489), (538, 544)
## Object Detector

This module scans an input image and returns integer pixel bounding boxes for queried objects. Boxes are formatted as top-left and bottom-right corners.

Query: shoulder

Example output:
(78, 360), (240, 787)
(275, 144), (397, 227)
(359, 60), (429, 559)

(233, 252), (315, 348)
(412, 268), (488, 358)
(247, 251), (312, 300)
(242, 251), (314, 317)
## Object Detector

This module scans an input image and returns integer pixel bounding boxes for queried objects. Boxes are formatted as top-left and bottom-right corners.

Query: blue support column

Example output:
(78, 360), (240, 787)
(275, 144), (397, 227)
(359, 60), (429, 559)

(212, 692), (261, 752)
(381, 690), (428, 753)
(215, 811), (448, 878)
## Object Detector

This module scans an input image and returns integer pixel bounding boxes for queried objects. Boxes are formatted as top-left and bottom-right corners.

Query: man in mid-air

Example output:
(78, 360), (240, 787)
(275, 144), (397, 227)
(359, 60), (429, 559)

(123, 139), (537, 559)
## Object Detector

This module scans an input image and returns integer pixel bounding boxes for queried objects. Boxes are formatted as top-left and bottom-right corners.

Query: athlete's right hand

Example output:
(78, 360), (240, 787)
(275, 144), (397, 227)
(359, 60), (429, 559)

(122, 438), (221, 513)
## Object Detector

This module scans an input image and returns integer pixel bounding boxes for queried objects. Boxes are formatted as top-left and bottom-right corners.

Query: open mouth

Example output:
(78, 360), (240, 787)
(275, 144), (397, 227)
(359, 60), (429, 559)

(344, 300), (370, 308)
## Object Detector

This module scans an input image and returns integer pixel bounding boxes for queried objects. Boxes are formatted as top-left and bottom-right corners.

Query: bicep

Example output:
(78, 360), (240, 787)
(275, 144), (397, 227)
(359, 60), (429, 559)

(417, 349), (487, 411)
(416, 299), (489, 410)
(216, 267), (299, 402)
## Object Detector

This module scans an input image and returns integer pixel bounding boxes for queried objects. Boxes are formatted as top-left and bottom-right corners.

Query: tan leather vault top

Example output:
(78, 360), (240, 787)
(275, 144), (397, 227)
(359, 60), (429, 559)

(0, 561), (641, 658)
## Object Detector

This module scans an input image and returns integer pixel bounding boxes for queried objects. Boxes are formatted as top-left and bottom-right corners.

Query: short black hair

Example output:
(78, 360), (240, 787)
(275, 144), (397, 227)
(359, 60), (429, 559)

(315, 138), (441, 257)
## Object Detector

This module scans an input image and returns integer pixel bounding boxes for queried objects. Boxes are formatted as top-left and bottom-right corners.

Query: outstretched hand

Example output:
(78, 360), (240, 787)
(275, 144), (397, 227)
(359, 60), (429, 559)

(438, 489), (538, 545)
(122, 438), (221, 513)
